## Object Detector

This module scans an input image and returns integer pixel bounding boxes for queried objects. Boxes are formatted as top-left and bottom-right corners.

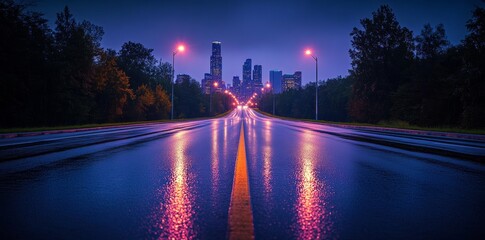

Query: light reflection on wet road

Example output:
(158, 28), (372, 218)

(244, 109), (485, 239)
(0, 108), (484, 239)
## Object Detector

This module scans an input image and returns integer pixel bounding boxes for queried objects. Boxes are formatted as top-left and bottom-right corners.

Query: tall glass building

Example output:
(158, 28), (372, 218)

(242, 59), (252, 85)
(210, 41), (222, 84)
(270, 70), (283, 94)
(253, 65), (262, 85)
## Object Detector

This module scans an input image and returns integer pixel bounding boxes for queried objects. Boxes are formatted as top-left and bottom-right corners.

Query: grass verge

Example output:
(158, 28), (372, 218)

(255, 109), (485, 135)
(0, 110), (233, 135)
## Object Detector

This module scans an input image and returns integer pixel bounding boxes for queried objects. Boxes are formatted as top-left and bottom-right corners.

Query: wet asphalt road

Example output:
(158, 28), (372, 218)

(0, 108), (484, 239)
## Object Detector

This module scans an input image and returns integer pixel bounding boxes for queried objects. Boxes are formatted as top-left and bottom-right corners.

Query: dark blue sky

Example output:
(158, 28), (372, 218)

(34, 0), (481, 85)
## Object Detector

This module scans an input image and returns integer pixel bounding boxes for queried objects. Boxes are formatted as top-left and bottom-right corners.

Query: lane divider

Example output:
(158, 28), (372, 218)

(228, 122), (255, 240)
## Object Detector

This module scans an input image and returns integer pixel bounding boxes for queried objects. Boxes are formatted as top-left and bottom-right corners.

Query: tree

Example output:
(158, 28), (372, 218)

(460, 6), (485, 128)
(319, 76), (353, 122)
(117, 41), (158, 90)
(94, 50), (134, 122)
(52, 6), (103, 124)
(154, 62), (173, 92)
(348, 5), (414, 123)
(129, 84), (155, 121)
(148, 85), (171, 120)
(392, 23), (460, 126)
(0, 0), (53, 127)
(416, 24), (449, 59)
(174, 77), (205, 118)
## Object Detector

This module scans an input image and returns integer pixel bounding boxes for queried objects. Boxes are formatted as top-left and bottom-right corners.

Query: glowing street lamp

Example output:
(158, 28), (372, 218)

(305, 48), (319, 120)
(171, 44), (186, 120)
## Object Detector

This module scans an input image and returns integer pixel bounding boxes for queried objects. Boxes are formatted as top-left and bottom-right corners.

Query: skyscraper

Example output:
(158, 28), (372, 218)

(232, 76), (241, 88)
(270, 70), (283, 94)
(294, 71), (302, 88)
(210, 41), (222, 84)
(176, 74), (190, 84)
(282, 71), (302, 91)
(232, 76), (241, 95)
(242, 59), (252, 85)
(253, 65), (262, 85)
(253, 65), (263, 93)
(242, 59), (252, 100)
(201, 73), (212, 94)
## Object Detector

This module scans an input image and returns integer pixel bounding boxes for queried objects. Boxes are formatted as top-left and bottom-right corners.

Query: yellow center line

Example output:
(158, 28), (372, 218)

(228, 122), (254, 240)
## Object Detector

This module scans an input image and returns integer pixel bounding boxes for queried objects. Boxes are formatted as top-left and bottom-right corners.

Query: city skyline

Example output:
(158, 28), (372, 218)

(32, 0), (480, 85)
(1, 1), (484, 238)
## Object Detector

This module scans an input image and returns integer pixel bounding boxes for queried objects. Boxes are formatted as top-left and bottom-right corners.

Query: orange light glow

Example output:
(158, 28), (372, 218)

(178, 45), (185, 52)
(211, 120), (219, 194)
(266, 83), (271, 88)
(214, 82), (219, 87)
(305, 49), (312, 55)
(160, 131), (194, 239)
(294, 129), (333, 239)
(228, 124), (255, 238)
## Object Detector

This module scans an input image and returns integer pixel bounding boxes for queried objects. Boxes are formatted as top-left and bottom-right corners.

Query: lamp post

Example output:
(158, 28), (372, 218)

(171, 45), (185, 120)
(210, 81), (218, 115)
(305, 49), (318, 120)
(270, 79), (275, 115)
(264, 82), (274, 115)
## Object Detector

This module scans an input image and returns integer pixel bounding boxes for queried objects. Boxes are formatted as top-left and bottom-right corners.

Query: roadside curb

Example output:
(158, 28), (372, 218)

(0, 110), (234, 140)
(253, 109), (485, 162)
(254, 109), (485, 141)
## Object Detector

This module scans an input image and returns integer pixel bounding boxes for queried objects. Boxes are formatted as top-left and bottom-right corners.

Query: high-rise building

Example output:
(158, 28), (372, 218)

(294, 71), (302, 88)
(253, 65), (263, 94)
(232, 76), (241, 88)
(243, 59), (252, 85)
(270, 70), (283, 94)
(201, 73), (212, 94)
(242, 59), (252, 100)
(176, 74), (190, 84)
(210, 41), (222, 84)
(282, 71), (302, 91)
(232, 76), (241, 95)
(253, 65), (262, 85)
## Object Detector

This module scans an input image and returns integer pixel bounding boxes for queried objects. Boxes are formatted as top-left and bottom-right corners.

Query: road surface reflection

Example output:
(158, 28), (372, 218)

(159, 131), (195, 239)
(294, 129), (333, 239)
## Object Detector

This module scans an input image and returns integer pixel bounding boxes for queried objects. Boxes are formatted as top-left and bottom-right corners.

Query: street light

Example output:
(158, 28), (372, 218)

(305, 49), (318, 120)
(210, 81), (219, 115)
(267, 80), (275, 115)
(171, 44), (185, 120)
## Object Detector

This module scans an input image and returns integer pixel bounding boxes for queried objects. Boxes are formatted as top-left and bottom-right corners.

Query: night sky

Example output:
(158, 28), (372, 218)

(34, 0), (481, 85)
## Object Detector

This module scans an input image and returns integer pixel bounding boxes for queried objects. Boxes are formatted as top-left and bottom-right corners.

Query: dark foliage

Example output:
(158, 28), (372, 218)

(259, 4), (484, 129)
(0, 1), (230, 128)
(1, 2), (483, 129)
(259, 76), (353, 122)
(348, 5), (414, 123)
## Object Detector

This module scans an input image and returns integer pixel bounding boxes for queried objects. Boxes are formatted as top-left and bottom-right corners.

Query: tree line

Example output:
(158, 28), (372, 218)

(259, 4), (485, 128)
(0, 0), (232, 128)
